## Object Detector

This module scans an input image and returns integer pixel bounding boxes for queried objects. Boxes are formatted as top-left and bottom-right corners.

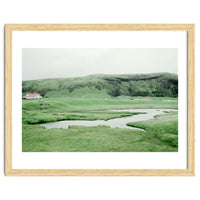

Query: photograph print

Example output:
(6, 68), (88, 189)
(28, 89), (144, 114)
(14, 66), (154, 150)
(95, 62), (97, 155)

(22, 48), (178, 152)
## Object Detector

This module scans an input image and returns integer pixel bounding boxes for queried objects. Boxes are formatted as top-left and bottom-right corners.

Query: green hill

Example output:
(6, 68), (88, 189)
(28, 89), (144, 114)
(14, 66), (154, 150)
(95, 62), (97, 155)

(22, 73), (178, 98)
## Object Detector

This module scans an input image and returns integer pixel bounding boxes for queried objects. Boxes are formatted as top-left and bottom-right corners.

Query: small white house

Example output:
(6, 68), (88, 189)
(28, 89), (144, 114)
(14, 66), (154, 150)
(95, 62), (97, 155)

(23, 93), (42, 99)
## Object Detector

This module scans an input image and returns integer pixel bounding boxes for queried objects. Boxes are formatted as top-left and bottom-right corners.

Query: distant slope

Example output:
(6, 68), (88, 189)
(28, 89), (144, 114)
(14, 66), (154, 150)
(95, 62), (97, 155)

(22, 73), (178, 98)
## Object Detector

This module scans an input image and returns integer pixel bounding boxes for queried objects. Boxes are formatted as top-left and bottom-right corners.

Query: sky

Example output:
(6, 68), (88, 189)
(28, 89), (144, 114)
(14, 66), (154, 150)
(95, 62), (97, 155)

(22, 48), (178, 80)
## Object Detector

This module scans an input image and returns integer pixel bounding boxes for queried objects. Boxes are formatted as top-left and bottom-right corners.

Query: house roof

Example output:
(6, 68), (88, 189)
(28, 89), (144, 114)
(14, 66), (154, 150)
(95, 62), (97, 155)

(25, 93), (41, 97)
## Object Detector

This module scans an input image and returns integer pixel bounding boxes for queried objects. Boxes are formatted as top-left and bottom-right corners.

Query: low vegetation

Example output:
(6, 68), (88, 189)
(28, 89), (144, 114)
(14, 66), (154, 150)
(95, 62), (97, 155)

(127, 112), (178, 148)
(22, 73), (178, 152)
(22, 73), (178, 98)
(22, 111), (178, 152)
(22, 96), (178, 152)
(22, 97), (178, 124)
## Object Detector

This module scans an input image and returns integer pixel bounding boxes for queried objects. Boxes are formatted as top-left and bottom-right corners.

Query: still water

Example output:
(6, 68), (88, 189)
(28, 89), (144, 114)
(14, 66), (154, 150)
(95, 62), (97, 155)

(41, 109), (177, 131)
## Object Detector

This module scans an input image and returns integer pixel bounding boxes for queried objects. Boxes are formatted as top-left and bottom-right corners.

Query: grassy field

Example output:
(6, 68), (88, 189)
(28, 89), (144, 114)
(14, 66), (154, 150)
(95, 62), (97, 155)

(22, 96), (178, 152)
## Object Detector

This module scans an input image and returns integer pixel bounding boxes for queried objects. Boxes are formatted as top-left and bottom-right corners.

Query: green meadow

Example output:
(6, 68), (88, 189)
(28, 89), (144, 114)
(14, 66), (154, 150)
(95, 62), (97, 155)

(22, 73), (178, 152)
(22, 96), (178, 152)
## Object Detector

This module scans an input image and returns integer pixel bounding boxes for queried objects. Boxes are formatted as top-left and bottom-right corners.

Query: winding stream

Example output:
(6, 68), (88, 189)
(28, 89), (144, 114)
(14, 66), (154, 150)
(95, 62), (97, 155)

(41, 109), (177, 131)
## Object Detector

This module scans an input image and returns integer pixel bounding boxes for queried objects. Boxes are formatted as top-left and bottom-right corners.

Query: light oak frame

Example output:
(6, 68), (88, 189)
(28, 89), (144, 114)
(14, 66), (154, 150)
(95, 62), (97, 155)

(5, 24), (195, 176)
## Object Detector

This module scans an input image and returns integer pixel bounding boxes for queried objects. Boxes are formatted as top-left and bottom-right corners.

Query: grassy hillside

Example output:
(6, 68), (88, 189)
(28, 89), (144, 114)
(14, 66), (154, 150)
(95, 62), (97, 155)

(22, 73), (178, 98)
(22, 73), (178, 152)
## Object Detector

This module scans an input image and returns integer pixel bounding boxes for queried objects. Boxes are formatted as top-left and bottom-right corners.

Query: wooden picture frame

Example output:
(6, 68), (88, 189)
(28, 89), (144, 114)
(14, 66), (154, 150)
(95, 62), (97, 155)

(5, 24), (195, 176)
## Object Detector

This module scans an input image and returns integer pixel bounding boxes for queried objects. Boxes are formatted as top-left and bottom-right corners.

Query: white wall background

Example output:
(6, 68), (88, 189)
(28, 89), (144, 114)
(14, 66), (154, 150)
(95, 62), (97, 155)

(0, 0), (199, 200)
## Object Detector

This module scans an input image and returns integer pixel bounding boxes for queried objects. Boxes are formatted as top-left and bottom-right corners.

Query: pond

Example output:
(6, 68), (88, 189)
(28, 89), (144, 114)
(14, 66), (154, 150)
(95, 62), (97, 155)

(40, 109), (177, 131)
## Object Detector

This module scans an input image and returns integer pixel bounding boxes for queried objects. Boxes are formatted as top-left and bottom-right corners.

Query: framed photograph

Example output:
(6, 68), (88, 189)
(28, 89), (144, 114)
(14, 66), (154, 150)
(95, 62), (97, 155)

(5, 24), (195, 176)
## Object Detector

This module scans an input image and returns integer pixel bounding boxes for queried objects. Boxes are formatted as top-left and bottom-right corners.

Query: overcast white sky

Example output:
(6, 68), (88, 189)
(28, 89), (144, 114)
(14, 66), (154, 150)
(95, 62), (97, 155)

(22, 48), (178, 80)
